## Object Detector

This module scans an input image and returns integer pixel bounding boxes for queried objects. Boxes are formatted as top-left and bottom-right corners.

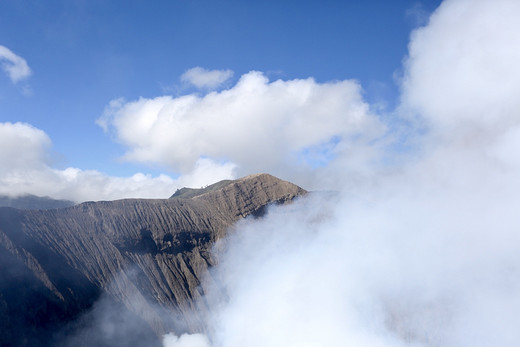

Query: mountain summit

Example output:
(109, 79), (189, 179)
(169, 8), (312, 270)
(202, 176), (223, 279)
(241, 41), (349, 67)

(0, 173), (306, 346)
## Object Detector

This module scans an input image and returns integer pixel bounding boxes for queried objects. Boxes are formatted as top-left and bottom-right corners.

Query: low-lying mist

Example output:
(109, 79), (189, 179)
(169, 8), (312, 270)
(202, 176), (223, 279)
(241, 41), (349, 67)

(177, 145), (520, 346)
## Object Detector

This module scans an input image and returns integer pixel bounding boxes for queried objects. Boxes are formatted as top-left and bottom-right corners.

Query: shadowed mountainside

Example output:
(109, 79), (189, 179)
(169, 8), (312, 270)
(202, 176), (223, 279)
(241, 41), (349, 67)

(0, 174), (306, 346)
(0, 194), (76, 210)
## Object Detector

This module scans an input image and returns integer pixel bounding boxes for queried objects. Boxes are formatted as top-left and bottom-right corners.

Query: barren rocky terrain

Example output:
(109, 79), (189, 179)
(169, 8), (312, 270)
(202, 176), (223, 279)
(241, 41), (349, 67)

(0, 173), (306, 346)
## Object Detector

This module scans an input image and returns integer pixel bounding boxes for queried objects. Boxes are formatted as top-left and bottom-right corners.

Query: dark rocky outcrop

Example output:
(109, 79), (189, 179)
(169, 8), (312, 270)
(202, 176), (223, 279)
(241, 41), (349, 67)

(0, 174), (306, 346)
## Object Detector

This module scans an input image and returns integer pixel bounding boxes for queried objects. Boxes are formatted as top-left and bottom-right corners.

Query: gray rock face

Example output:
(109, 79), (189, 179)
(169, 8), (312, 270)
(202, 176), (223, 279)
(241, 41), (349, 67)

(0, 174), (306, 346)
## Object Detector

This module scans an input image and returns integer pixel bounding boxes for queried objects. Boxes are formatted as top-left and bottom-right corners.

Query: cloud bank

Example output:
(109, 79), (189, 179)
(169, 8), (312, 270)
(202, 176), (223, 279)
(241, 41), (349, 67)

(99, 71), (384, 190)
(0, 45), (31, 83)
(181, 67), (234, 90)
(401, 0), (520, 136)
(3, 69), (385, 200)
(0, 122), (234, 202)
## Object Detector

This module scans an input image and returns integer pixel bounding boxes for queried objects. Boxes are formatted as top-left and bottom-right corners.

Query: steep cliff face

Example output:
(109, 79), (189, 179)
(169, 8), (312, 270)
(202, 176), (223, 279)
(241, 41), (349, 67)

(0, 174), (306, 346)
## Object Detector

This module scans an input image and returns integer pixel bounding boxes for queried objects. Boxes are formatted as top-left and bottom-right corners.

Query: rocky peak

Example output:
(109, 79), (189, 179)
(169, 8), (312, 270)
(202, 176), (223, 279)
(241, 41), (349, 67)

(0, 174), (306, 346)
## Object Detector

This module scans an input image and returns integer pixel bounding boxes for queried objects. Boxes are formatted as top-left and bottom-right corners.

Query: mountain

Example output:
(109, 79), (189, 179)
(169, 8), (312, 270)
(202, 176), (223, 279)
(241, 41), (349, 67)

(0, 174), (306, 346)
(0, 194), (76, 210)
(169, 179), (233, 199)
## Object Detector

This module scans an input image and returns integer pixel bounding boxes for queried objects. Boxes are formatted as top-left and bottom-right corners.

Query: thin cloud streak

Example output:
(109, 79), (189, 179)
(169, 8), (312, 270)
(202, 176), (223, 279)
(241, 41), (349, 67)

(181, 67), (234, 90)
(0, 45), (31, 83)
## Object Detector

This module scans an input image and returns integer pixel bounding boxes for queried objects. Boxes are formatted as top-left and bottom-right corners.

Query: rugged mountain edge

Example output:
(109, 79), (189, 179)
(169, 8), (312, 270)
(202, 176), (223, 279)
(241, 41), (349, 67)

(0, 194), (76, 210)
(0, 174), (306, 346)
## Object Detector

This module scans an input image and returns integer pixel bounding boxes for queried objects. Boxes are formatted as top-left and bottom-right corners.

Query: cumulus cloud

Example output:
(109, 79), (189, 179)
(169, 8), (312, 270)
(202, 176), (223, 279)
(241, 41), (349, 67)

(181, 67), (234, 89)
(0, 122), (51, 172)
(0, 45), (31, 83)
(401, 0), (520, 137)
(0, 122), (235, 202)
(158, 0), (520, 346)
(398, 0), (520, 194)
(99, 71), (385, 189)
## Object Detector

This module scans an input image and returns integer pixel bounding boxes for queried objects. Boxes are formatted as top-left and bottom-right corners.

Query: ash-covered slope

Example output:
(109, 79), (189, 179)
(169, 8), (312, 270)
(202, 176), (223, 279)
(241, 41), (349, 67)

(0, 174), (306, 346)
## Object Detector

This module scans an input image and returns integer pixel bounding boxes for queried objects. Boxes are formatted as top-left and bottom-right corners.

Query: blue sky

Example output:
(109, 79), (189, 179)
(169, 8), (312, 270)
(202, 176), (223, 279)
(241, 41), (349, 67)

(8, 0), (504, 201)
(1, 1), (439, 174)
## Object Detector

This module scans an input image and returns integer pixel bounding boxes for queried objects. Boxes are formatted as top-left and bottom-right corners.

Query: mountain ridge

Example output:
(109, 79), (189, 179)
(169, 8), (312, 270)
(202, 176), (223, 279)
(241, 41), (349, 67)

(0, 194), (76, 210)
(0, 173), (306, 346)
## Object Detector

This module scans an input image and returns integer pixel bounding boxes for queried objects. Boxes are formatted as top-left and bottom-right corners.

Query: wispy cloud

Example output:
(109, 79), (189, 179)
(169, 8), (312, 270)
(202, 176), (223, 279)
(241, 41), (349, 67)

(0, 45), (31, 83)
(180, 67), (233, 90)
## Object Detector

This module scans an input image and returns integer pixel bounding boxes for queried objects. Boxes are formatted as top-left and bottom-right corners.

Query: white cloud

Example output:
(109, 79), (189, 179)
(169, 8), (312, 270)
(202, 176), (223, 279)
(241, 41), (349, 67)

(398, 0), (520, 193)
(0, 45), (31, 83)
(0, 122), (51, 172)
(181, 67), (233, 89)
(100, 71), (385, 189)
(401, 0), (520, 138)
(0, 122), (235, 202)
(201, 159), (520, 346)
